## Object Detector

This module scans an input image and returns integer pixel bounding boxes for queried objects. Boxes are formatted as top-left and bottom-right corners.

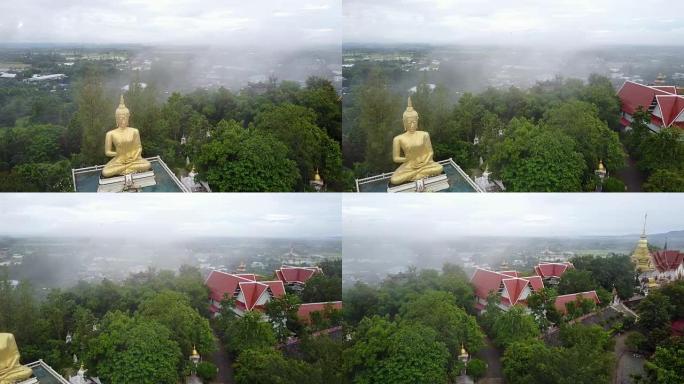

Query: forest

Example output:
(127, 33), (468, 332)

(0, 61), (347, 192)
(342, 259), (684, 383)
(0, 258), (344, 384)
(343, 63), (683, 192)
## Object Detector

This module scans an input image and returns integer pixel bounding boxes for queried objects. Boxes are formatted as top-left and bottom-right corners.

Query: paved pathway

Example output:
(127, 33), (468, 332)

(477, 337), (504, 383)
(613, 332), (645, 384)
(209, 331), (234, 384)
(616, 156), (644, 192)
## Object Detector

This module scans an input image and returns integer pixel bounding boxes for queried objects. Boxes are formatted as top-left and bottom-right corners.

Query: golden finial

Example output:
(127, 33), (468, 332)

(115, 94), (130, 117)
(192, 345), (199, 356)
(598, 159), (605, 171)
(403, 96), (418, 122)
(314, 168), (321, 181)
(460, 343), (467, 355)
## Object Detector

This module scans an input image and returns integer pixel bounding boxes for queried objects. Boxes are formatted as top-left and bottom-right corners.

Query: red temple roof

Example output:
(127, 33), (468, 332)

(239, 281), (269, 310)
(534, 262), (573, 279)
(297, 301), (342, 323)
(276, 266), (322, 284)
(502, 278), (529, 305)
(471, 268), (506, 299)
(526, 275), (544, 292)
(554, 291), (600, 314)
(617, 81), (672, 115)
(205, 270), (256, 302)
(262, 280), (286, 297)
(651, 250), (684, 273)
(656, 95), (684, 128)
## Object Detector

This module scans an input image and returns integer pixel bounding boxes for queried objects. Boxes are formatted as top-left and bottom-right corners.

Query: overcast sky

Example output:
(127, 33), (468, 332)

(343, 194), (684, 239)
(0, 194), (341, 239)
(344, 0), (684, 46)
(0, 0), (339, 47)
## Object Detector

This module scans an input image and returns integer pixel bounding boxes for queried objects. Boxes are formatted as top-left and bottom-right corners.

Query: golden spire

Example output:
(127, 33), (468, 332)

(460, 343), (467, 356)
(314, 168), (321, 182)
(191, 345), (199, 357)
(598, 160), (605, 171)
(642, 213), (647, 237)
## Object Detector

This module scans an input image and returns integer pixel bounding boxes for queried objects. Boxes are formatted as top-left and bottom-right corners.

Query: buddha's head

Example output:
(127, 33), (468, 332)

(115, 95), (130, 128)
(402, 96), (419, 132)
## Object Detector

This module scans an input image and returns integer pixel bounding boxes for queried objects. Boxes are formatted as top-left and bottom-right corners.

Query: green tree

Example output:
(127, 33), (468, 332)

(643, 169), (684, 192)
(643, 340), (684, 383)
(638, 127), (683, 173)
(344, 316), (450, 384)
(254, 103), (341, 190)
(223, 311), (277, 355)
(87, 312), (181, 384)
(234, 347), (321, 384)
(301, 274), (342, 303)
(526, 287), (560, 330)
(502, 339), (556, 384)
(264, 294), (301, 343)
(11, 160), (72, 192)
(137, 290), (216, 358)
(77, 68), (111, 165)
(195, 120), (300, 191)
(400, 290), (485, 356)
(557, 269), (598, 295)
(490, 118), (586, 191)
(491, 306), (540, 348)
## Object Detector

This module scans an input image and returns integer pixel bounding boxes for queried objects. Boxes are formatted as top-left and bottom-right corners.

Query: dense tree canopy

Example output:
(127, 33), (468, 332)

(344, 316), (450, 384)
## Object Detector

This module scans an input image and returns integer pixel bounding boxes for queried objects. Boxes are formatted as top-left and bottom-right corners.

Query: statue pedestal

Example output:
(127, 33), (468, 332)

(387, 173), (449, 193)
(97, 170), (156, 192)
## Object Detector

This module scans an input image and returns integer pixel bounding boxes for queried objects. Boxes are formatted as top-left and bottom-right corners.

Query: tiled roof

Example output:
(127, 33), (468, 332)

(471, 268), (506, 299)
(205, 270), (255, 302)
(618, 81), (671, 115)
(502, 278), (530, 305)
(534, 262), (573, 279)
(239, 281), (269, 311)
(554, 291), (600, 314)
(296, 301), (342, 323)
(276, 266), (322, 284)
(651, 250), (684, 273)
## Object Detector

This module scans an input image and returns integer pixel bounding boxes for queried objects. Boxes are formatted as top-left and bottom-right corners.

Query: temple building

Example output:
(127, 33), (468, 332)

(470, 264), (599, 314)
(205, 266), (336, 322)
(617, 80), (684, 133)
(632, 215), (684, 291)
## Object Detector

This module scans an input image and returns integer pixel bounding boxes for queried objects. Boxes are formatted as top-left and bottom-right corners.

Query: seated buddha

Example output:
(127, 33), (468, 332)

(101, 95), (151, 178)
(0, 333), (32, 384)
(390, 97), (443, 185)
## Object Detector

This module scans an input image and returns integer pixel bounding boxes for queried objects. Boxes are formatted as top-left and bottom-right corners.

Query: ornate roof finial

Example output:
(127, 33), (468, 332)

(314, 168), (321, 181)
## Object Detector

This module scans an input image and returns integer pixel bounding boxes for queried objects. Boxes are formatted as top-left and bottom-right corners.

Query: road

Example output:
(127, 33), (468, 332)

(615, 156), (644, 192)
(613, 332), (645, 384)
(477, 337), (504, 383)
(209, 331), (234, 384)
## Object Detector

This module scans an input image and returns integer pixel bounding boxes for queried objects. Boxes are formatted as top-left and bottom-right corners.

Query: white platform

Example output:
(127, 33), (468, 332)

(97, 170), (156, 192)
(387, 173), (449, 193)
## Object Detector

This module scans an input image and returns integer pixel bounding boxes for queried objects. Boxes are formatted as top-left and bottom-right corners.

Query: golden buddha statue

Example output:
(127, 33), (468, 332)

(390, 97), (443, 185)
(0, 333), (32, 384)
(101, 96), (151, 178)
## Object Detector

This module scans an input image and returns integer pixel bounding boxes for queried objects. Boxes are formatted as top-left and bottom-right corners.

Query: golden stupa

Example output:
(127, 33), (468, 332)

(631, 214), (654, 273)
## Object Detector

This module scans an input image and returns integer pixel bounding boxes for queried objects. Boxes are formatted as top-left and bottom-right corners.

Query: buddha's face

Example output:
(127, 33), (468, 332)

(404, 116), (418, 132)
(116, 112), (129, 128)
